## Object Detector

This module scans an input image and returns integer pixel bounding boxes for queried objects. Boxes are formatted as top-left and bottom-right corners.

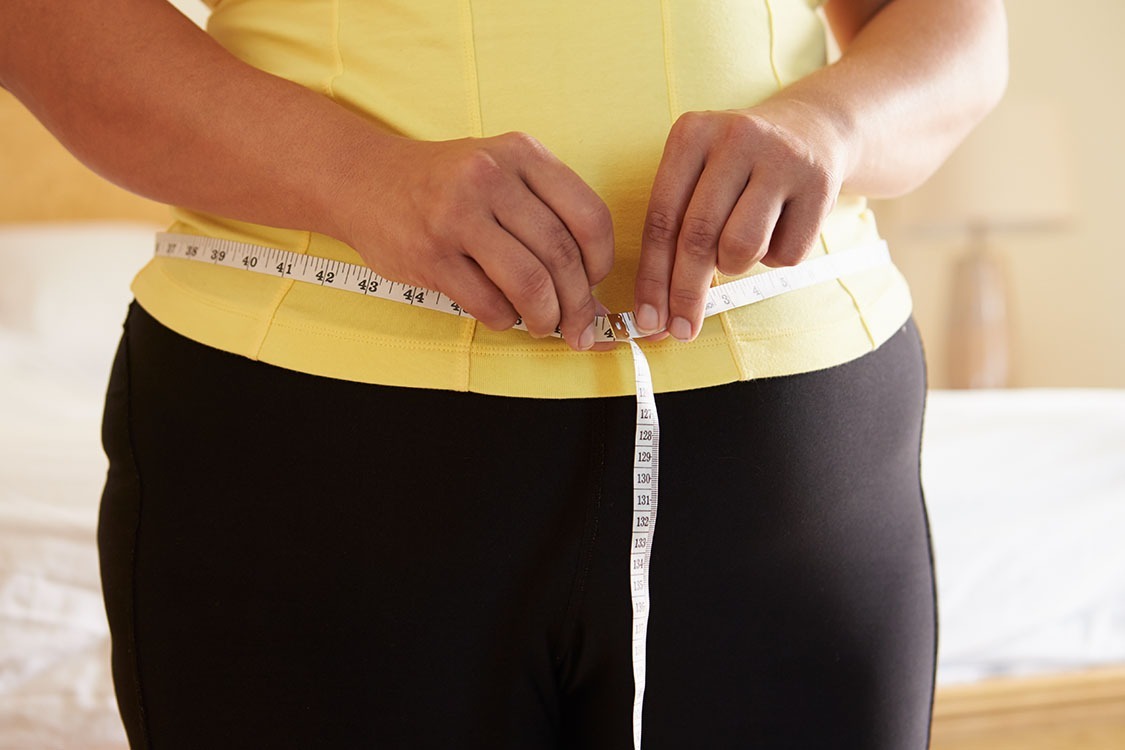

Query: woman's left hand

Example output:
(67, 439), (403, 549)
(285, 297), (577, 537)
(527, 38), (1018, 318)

(632, 0), (1010, 344)
(632, 97), (851, 342)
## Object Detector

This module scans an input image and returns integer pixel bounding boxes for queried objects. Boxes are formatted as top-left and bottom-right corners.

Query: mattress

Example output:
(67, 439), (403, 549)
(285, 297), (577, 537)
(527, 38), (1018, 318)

(923, 387), (1125, 683)
(1, 223), (1123, 747)
(0, 224), (154, 750)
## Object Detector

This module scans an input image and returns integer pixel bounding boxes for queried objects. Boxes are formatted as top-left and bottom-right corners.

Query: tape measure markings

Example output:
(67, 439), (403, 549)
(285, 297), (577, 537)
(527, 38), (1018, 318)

(628, 339), (659, 750)
(156, 232), (888, 344)
(153, 231), (891, 749)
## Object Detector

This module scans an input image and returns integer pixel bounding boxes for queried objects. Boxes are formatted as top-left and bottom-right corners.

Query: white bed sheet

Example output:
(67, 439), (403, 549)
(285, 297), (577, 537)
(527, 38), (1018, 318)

(1, 223), (153, 749)
(0, 374), (125, 750)
(1, 223), (1124, 746)
(923, 388), (1125, 683)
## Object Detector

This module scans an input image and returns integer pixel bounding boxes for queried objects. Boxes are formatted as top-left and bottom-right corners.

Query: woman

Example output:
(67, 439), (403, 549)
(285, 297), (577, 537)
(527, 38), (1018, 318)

(0, 0), (1007, 747)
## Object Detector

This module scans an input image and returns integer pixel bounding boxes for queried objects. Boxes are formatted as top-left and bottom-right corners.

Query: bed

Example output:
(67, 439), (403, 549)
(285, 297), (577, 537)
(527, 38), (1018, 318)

(923, 389), (1125, 749)
(1, 222), (1124, 748)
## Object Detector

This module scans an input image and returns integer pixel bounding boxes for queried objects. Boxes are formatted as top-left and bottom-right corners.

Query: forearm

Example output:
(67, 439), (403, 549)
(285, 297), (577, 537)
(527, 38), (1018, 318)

(0, 0), (391, 240)
(772, 0), (1009, 199)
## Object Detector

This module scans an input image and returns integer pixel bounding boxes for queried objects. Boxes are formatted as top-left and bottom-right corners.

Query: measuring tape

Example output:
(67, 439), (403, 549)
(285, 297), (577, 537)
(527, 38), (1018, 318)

(154, 231), (890, 748)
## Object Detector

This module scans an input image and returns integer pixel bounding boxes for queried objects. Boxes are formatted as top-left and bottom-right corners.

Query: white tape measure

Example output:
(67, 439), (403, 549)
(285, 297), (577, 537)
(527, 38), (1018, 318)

(154, 232), (890, 748)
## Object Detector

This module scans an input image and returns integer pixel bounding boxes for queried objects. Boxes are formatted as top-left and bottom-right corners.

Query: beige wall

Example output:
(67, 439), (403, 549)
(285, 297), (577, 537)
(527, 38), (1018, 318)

(877, 0), (1125, 388)
(0, 0), (207, 224)
(0, 92), (171, 224)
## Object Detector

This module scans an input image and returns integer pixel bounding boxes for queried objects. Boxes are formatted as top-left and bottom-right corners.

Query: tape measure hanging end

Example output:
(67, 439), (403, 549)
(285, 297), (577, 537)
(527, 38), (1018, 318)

(626, 339), (659, 750)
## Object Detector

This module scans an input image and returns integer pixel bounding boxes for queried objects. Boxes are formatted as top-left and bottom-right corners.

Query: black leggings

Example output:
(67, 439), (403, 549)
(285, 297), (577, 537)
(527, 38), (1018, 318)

(98, 300), (935, 749)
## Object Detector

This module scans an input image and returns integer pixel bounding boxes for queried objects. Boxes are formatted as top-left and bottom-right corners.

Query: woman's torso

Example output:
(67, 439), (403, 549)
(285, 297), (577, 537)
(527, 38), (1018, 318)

(130, 0), (911, 397)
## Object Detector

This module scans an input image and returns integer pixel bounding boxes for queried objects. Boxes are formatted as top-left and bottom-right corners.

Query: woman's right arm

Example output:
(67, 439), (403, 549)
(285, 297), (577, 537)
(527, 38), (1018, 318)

(0, 0), (612, 350)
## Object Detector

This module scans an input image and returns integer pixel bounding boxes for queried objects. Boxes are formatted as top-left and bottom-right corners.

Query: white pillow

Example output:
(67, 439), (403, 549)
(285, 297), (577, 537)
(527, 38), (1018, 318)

(0, 222), (158, 385)
(170, 0), (210, 28)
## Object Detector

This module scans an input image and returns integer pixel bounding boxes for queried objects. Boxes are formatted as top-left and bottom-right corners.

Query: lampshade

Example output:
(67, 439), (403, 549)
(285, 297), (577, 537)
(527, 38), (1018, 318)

(895, 96), (1076, 233)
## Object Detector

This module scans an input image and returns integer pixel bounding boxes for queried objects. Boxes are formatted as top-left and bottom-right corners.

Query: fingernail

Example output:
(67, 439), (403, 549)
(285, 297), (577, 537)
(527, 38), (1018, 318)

(578, 322), (596, 351)
(669, 316), (693, 341)
(636, 303), (659, 333)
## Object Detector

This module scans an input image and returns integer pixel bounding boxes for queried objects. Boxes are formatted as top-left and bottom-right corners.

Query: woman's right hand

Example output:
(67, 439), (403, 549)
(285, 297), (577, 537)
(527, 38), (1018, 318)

(1, 1), (614, 352)
(338, 132), (616, 352)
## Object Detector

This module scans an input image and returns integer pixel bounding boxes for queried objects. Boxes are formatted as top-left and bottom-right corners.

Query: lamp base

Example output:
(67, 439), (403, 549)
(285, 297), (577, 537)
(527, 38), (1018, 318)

(948, 243), (1010, 389)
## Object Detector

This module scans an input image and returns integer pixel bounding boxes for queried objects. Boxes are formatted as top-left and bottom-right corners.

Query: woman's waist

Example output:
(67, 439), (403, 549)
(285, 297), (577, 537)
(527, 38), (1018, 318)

(167, 192), (880, 315)
(136, 194), (908, 397)
(130, 232), (911, 398)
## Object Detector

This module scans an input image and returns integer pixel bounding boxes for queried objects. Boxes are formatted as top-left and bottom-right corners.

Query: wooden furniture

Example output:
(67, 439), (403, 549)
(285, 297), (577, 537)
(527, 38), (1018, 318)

(0, 90), (168, 224)
(932, 666), (1125, 750)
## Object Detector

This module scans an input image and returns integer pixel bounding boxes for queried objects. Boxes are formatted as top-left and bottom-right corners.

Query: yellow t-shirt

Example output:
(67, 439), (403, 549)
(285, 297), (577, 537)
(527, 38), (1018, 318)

(130, 0), (912, 398)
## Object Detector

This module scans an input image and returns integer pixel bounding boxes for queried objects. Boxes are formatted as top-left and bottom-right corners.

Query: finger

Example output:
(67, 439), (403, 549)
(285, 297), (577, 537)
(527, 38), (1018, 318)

(665, 157), (752, 341)
(759, 191), (829, 268)
(437, 254), (519, 331)
(506, 133), (616, 286)
(717, 176), (784, 276)
(760, 159), (837, 267)
(636, 330), (672, 343)
(467, 221), (561, 338)
(635, 115), (710, 335)
(587, 298), (617, 351)
(492, 182), (600, 351)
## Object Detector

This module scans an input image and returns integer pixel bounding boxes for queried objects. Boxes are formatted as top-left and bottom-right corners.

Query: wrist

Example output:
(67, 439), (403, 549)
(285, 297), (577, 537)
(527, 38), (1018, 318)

(310, 120), (409, 249)
(741, 84), (860, 192)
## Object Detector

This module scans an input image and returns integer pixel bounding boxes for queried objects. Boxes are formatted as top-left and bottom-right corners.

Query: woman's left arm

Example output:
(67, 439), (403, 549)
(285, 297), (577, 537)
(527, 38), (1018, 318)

(632, 0), (1008, 341)
(814, 0), (1009, 197)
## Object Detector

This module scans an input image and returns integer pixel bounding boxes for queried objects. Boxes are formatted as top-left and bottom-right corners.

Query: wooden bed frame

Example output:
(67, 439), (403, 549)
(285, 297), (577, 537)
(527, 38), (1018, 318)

(932, 239), (1125, 749)
(931, 665), (1125, 750)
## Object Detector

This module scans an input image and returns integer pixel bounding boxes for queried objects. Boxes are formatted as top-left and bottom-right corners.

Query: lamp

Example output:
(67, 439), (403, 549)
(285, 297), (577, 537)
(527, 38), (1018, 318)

(893, 96), (1075, 388)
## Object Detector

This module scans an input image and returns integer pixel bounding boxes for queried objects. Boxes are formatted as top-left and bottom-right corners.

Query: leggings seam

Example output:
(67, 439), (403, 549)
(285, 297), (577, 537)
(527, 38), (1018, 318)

(556, 400), (608, 671)
(914, 319), (939, 749)
(122, 311), (153, 749)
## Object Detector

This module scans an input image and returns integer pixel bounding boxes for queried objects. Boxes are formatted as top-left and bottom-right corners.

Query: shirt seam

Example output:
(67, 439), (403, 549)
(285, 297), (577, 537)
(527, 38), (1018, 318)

(322, 0), (344, 98)
(151, 262), (272, 322)
(819, 234), (877, 348)
(267, 317), (729, 355)
(659, 0), (680, 122)
(728, 317), (869, 343)
(764, 0), (874, 348)
(459, 0), (484, 390)
(471, 340), (730, 358)
(764, 0), (786, 90)
(151, 258), (895, 351)
(250, 232), (309, 358)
